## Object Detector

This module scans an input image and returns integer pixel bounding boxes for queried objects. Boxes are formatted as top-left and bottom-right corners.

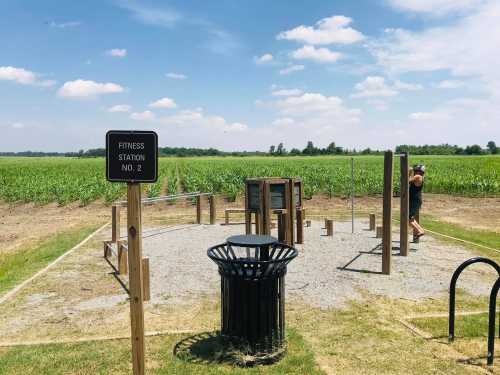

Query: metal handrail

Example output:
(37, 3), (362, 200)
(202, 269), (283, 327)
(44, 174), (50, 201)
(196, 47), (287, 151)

(449, 257), (500, 342)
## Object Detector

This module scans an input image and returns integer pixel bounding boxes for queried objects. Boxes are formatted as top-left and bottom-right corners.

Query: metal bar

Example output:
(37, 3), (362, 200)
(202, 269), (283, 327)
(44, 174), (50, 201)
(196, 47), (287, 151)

(116, 191), (207, 206)
(488, 278), (500, 366)
(449, 257), (500, 342)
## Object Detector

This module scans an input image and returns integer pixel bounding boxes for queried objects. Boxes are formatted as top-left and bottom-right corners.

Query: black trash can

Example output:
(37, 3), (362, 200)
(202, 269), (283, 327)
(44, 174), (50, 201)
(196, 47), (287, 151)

(207, 234), (298, 355)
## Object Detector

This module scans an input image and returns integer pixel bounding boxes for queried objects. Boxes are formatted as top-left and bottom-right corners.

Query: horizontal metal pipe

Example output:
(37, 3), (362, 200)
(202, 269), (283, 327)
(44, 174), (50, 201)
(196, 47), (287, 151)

(115, 191), (212, 206)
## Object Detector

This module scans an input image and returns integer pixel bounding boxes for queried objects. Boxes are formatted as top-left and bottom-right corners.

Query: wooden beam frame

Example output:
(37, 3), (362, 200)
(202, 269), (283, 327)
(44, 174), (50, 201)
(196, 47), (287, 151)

(382, 151), (393, 275)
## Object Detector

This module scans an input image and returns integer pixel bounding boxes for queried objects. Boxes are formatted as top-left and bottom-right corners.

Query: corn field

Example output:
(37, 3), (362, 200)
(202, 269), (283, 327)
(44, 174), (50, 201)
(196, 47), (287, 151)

(0, 155), (498, 205)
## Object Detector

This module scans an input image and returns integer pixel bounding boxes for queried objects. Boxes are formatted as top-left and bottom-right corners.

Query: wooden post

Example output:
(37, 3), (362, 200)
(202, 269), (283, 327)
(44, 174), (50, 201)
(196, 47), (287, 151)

(296, 208), (304, 244)
(118, 241), (128, 275)
(287, 179), (295, 246)
(382, 151), (393, 275)
(400, 152), (409, 256)
(112, 205), (120, 242)
(369, 214), (376, 231)
(376, 226), (383, 238)
(142, 258), (150, 302)
(127, 183), (145, 375)
(244, 184), (251, 234)
(263, 182), (271, 235)
(103, 241), (111, 258)
(196, 195), (202, 224)
(254, 211), (260, 234)
(277, 213), (286, 242)
(326, 219), (334, 236)
(209, 195), (216, 225)
(306, 220), (311, 227)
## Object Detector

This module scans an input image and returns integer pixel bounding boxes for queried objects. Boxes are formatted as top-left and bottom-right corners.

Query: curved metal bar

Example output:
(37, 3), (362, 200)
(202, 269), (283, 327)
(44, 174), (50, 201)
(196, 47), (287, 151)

(449, 257), (500, 342)
(488, 277), (500, 366)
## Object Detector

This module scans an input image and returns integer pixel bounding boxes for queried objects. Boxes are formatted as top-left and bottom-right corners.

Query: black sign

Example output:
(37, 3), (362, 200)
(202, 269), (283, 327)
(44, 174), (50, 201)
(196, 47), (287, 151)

(248, 183), (261, 210)
(106, 130), (158, 183)
(270, 184), (286, 209)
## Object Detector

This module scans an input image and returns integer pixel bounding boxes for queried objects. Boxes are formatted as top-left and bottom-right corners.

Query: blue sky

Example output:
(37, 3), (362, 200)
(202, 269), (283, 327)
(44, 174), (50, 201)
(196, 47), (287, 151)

(1, 0), (499, 151)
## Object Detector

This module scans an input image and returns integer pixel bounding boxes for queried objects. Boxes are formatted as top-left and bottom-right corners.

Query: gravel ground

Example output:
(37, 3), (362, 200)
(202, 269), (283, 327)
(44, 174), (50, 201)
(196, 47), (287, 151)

(143, 220), (496, 309)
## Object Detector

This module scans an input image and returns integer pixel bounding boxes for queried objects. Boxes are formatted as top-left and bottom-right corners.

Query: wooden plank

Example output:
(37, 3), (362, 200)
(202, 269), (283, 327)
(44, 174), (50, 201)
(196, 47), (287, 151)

(369, 214), (376, 231)
(127, 183), (145, 375)
(196, 195), (202, 224)
(376, 226), (383, 238)
(209, 195), (216, 225)
(287, 179), (295, 246)
(244, 183), (252, 234)
(142, 258), (150, 302)
(118, 241), (128, 275)
(326, 219), (334, 236)
(296, 208), (304, 244)
(382, 151), (393, 275)
(400, 152), (409, 256)
(112, 205), (120, 242)
(262, 181), (271, 235)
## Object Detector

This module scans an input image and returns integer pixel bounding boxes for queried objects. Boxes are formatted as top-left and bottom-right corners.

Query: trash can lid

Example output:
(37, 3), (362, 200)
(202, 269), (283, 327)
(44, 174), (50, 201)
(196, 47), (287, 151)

(226, 234), (277, 247)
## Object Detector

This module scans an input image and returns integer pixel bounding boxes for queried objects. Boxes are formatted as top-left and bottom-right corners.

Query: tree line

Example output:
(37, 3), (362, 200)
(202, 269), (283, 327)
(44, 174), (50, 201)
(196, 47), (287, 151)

(0, 141), (497, 157)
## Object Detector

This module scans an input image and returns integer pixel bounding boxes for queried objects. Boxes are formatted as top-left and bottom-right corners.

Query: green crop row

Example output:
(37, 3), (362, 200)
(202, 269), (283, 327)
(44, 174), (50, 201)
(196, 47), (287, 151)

(0, 155), (498, 205)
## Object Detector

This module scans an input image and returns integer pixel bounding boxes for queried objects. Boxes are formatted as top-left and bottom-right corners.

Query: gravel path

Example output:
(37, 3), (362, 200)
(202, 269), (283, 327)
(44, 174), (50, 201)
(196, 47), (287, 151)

(143, 220), (496, 309)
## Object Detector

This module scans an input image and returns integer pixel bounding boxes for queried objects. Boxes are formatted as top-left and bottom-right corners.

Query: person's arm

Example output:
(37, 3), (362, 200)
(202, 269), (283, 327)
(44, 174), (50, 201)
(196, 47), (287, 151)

(410, 174), (423, 186)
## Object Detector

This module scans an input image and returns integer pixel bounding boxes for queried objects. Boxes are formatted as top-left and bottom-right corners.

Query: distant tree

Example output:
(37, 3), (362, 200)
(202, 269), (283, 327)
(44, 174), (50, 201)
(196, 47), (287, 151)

(326, 142), (336, 154)
(276, 142), (286, 155)
(464, 144), (483, 155)
(269, 145), (275, 155)
(303, 141), (320, 155)
(289, 148), (301, 155)
(361, 148), (372, 155)
(487, 141), (498, 154)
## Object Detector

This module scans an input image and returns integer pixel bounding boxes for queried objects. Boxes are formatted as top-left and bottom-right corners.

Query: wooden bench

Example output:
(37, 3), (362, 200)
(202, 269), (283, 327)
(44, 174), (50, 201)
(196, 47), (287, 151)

(224, 208), (247, 225)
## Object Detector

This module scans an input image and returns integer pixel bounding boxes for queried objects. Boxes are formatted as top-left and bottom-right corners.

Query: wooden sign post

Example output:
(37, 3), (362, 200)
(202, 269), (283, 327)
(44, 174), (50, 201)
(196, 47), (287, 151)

(382, 150), (393, 275)
(106, 130), (158, 375)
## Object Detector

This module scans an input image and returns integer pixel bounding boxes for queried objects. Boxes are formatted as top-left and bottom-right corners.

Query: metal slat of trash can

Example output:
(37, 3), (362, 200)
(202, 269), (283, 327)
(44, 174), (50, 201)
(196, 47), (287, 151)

(207, 235), (298, 354)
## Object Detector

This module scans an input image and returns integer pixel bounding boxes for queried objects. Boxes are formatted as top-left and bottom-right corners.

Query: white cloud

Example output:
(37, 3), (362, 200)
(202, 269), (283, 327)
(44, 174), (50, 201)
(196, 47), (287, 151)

(351, 76), (398, 98)
(279, 65), (305, 75)
(271, 118), (295, 126)
(394, 80), (423, 90)
(149, 97), (177, 109)
(57, 79), (124, 98)
(291, 45), (342, 63)
(367, 99), (389, 111)
(0, 66), (56, 87)
(11, 122), (25, 129)
(408, 111), (451, 121)
(165, 72), (187, 80)
(273, 92), (361, 120)
(115, 1), (181, 28)
(48, 21), (81, 28)
(108, 104), (131, 113)
(159, 108), (248, 133)
(277, 15), (364, 45)
(387, 0), (483, 16)
(435, 80), (465, 89)
(271, 88), (303, 97)
(106, 48), (127, 57)
(130, 110), (155, 121)
(254, 53), (274, 64)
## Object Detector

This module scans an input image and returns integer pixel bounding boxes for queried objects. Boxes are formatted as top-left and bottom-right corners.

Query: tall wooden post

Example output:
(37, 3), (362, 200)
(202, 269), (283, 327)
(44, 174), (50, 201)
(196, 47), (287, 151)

(127, 183), (145, 375)
(382, 151), (393, 275)
(326, 220), (334, 236)
(112, 205), (120, 242)
(209, 195), (216, 225)
(196, 195), (202, 224)
(400, 153), (409, 256)
(118, 241), (128, 275)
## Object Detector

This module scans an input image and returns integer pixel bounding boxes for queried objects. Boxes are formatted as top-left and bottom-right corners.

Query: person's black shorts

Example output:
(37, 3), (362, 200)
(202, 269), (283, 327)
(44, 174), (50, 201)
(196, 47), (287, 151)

(409, 201), (421, 220)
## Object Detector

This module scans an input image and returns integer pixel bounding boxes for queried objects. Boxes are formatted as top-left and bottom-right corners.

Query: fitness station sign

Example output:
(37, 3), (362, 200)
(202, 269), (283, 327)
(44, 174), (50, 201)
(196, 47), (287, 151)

(106, 130), (158, 183)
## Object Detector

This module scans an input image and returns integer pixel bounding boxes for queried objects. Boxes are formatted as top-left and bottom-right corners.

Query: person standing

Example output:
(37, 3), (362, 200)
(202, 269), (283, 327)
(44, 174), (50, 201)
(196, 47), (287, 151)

(409, 165), (425, 240)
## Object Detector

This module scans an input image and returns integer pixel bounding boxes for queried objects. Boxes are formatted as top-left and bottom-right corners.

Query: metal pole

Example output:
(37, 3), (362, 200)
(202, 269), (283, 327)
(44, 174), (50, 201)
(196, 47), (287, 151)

(351, 157), (354, 234)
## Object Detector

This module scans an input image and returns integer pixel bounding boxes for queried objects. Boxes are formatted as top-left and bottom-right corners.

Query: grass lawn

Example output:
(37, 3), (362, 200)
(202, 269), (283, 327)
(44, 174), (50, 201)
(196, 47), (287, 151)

(0, 329), (323, 375)
(411, 313), (490, 339)
(0, 224), (101, 296)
